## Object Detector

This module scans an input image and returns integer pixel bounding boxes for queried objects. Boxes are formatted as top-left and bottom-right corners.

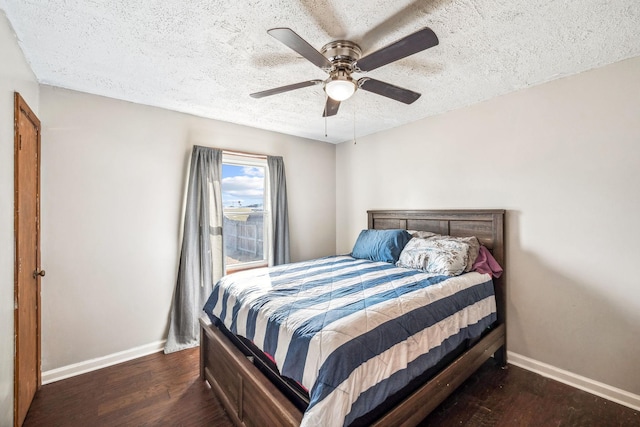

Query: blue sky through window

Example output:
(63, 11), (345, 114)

(221, 163), (265, 208)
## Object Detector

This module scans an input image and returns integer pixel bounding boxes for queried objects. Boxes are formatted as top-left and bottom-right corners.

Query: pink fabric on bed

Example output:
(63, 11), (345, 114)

(263, 350), (277, 365)
(472, 246), (503, 278)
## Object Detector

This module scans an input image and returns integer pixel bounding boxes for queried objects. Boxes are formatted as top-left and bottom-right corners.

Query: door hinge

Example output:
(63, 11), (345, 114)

(19, 135), (22, 150)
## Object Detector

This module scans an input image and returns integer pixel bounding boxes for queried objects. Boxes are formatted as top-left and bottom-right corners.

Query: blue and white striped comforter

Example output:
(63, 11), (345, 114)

(203, 256), (497, 427)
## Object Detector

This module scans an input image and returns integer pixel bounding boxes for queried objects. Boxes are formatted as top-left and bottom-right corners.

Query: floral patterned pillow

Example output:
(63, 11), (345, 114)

(396, 238), (470, 276)
(427, 235), (480, 272)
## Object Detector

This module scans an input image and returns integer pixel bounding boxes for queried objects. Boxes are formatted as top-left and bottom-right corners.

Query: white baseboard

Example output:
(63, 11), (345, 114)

(40, 345), (640, 412)
(42, 340), (166, 385)
(508, 351), (640, 411)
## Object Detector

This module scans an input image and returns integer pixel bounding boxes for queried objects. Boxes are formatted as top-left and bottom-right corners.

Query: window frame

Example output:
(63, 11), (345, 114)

(221, 154), (269, 274)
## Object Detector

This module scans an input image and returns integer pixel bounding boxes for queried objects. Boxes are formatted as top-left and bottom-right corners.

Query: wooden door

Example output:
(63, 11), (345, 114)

(14, 92), (42, 427)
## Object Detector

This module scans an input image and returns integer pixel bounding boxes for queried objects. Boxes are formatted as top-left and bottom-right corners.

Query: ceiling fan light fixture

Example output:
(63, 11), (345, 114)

(325, 80), (356, 101)
(325, 71), (356, 101)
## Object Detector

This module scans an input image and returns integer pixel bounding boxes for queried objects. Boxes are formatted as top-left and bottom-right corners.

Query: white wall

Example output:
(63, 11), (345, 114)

(39, 86), (336, 372)
(0, 10), (39, 427)
(336, 57), (640, 396)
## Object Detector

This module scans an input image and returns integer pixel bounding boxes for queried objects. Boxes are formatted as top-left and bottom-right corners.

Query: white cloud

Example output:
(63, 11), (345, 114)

(222, 175), (264, 200)
(242, 166), (264, 177)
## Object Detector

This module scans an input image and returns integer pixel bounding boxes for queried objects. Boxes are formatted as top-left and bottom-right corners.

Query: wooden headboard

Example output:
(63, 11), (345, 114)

(368, 209), (506, 324)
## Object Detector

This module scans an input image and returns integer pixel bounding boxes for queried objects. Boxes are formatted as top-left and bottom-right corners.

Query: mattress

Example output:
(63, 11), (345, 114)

(203, 256), (497, 427)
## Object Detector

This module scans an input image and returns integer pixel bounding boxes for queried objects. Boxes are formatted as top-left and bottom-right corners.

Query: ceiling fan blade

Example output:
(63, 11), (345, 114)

(356, 27), (438, 72)
(250, 80), (323, 98)
(359, 78), (421, 104)
(322, 97), (340, 117)
(268, 28), (332, 71)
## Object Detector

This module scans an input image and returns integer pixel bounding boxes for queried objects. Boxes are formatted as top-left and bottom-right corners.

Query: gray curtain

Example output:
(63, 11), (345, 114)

(267, 156), (290, 266)
(165, 146), (224, 353)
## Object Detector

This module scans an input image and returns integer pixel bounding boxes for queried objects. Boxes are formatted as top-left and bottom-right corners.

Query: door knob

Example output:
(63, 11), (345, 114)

(33, 269), (45, 278)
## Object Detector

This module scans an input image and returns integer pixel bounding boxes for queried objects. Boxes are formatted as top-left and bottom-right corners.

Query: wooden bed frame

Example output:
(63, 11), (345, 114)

(200, 209), (506, 426)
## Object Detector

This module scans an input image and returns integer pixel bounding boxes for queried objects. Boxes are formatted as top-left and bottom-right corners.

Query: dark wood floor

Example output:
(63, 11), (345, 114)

(24, 348), (639, 426)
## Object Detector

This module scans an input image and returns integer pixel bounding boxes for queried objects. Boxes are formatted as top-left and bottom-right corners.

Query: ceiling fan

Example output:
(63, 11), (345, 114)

(250, 27), (439, 117)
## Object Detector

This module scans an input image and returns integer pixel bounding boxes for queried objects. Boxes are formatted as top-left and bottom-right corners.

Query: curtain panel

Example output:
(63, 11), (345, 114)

(267, 156), (290, 266)
(165, 146), (223, 353)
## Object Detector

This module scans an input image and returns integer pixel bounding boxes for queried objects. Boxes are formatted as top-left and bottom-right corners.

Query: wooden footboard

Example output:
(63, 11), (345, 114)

(200, 317), (303, 426)
(201, 318), (505, 427)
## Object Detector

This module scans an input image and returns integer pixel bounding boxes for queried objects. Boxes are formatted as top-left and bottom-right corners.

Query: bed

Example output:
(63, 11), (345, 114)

(200, 209), (506, 426)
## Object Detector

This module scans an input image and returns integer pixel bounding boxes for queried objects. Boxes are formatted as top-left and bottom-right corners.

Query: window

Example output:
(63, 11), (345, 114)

(221, 154), (268, 273)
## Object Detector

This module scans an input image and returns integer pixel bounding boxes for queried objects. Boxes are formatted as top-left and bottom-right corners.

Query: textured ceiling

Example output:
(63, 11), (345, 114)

(2, 0), (639, 143)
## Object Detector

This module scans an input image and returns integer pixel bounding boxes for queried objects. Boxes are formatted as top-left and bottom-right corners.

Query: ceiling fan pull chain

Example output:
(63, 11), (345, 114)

(325, 106), (328, 138)
(353, 105), (357, 145)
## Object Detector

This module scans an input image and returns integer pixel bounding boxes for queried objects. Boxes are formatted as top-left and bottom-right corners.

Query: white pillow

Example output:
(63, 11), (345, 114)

(396, 238), (470, 276)
(428, 235), (480, 272)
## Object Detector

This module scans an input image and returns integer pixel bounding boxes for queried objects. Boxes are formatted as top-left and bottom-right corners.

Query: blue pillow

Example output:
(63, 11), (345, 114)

(351, 229), (411, 264)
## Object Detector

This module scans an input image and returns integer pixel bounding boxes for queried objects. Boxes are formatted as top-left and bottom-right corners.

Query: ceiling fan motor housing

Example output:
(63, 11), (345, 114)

(321, 40), (362, 73)
(321, 40), (361, 100)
